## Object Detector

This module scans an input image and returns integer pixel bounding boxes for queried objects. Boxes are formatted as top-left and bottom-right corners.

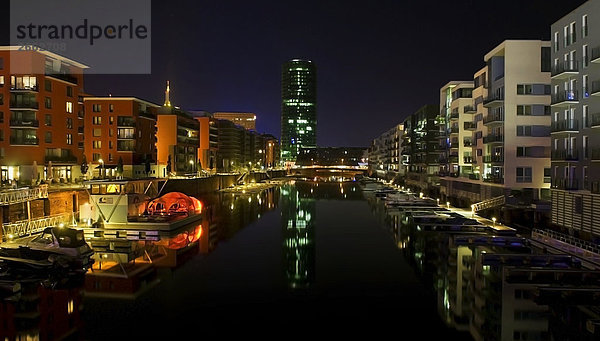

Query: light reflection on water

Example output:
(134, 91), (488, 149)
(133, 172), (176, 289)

(3, 181), (594, 339)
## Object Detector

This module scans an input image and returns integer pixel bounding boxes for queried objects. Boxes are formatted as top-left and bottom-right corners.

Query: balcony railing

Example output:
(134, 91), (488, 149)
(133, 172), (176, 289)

(117, 117), (136, 127)
(463, 140), (472, 147)
(551, 60), (579, 77)
(9, 100), (39, 110)
(551, 119), (578, 132)
(483, 94), (504, 106)
(10, 85), (38, 92)
(463, 105), (476, 113)
(450, 111), (459, 120)
(10, 119), (39, 128)
(450, 127), (459, 134)
(483, 155), (504, 163)
(464, 121), (477, 130)
(592, 181), (600, 194)
(463, 156), (475, 163)
(551, 90), (579, 105)
(45, 72), (79, 85)
(592, 80), (600, 96)
(552, 149), (579, 161)
(592, 46), (600, 63)
(45, 154), (78, 163)
(10, 136), (39, 145)
(483, 134), (504, 144)
(553, 178), (579, 190)
(483, 112), (503, 125)
(590, 113), (600, 127)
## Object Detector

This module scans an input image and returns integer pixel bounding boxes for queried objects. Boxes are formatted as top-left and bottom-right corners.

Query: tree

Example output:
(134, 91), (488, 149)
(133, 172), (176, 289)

(116, 156), (124, 178)
(80, 155), (89, 178)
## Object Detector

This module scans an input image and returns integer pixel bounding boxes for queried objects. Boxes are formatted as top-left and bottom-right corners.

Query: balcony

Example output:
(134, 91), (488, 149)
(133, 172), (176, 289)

(10, 85), (38, 93)
(449, 155), (459, 163)
(449, 126), (459, 134)
(10, 119), (39, 128)
(45, 72), (78, 85)
(45, 154), (78, 163)
(591, 148), (600, 161)
(463, 140), (472, 147)
(590, 113), (600, 128)
(551, 90), (579, 106)
(552, 149), (579, 161)
(590, 46), (600, 64)
(551, 119), (578, 133)
(10, 136), (38, 145)
(482, 94), (504, 107)
(483, 134), (504, 144)
(177, 136), (199, 145)
(483, 155), (504, 163)
(551, 60), (578, 79)
(9, 100), (39, 110)
(591, 80), (600, 97)
(77, 126), (84, 134)
(552, 178), (579, 190)
(450, 110), (459, 120)
(463, 105), (476, 113)
(117, 117), (136, 127)
(483, 112), (503, 125)
(464, 121), (477, 130)
(463, 156), (475, 164)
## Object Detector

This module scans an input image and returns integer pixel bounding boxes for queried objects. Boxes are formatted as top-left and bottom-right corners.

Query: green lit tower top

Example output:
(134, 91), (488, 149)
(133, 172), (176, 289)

(281, 59), (317, 163)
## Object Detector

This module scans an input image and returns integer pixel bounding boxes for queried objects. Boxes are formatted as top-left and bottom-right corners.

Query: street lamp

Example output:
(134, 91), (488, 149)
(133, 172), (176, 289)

(446, 201), (450, 209)
(492, 217), (497, 226)
(98, 159), (104, 179)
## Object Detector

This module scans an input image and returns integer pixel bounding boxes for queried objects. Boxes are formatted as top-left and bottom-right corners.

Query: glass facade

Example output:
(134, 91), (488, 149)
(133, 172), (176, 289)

(281, 59), (317, 162)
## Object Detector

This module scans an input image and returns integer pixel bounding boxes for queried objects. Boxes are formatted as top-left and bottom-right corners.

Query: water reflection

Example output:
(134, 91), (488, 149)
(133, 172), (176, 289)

(366, 191), (600, 340)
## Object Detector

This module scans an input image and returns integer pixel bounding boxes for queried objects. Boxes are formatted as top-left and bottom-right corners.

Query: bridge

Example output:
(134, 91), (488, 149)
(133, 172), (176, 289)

(2, 212), (76, 241)
(289, 166), (368, 180)
(0, 185), (48, 206)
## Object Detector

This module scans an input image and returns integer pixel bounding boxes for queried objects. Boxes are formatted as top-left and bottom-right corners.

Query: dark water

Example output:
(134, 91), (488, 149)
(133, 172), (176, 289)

(4, 181), (592, 339)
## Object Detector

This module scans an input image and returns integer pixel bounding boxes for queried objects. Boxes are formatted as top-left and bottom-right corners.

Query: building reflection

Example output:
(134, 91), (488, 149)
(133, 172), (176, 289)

(82, 186), (280, 299)
(0, 278), (84, 340)
(281, 183), (315, 289)
(366, 194), (600, 340)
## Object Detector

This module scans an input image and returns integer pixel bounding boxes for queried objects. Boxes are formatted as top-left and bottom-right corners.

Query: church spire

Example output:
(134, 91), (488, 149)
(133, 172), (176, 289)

(164, 80), (172, 107)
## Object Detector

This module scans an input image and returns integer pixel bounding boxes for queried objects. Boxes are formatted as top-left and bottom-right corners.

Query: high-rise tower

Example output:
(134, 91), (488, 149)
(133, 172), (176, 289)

(281, 59), (317, 162)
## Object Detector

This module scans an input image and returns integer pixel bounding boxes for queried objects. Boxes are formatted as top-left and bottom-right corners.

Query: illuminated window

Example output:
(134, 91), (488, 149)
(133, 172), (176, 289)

(66, 118), (73, 129)
(66, 101), (73, 113)
(92, 104), (101, 112)
(93, 140), (102, 149)
(66, 134), (72, 145)
(67, 300), (74, 314)
(93, 116), (102, 125)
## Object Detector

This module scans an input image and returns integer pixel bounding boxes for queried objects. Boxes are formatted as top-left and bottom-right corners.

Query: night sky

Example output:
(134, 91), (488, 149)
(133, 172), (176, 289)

(1, 0), (588, 147)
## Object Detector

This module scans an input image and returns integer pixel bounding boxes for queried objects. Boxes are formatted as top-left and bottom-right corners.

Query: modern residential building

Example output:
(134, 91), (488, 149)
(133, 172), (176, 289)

(281, 59), (317, 163)
(0, 47), (88, 184)
(263, 134), (280, 169)
(550, 0), (600, 239)
(368, 123), (404, 179)
(213, 112), (256, 130)
(83, 97), (160, 178)
(438, 81), (475, 178)
(403, 104), (441, 196)
(439, 40), (552, 212)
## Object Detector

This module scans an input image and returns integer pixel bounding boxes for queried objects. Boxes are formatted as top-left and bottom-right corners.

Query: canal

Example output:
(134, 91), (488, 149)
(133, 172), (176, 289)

(2, 180), (589, 339)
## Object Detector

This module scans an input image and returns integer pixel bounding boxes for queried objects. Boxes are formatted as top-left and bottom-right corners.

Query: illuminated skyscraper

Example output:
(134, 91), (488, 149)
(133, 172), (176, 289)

(281, 59), (317, 162)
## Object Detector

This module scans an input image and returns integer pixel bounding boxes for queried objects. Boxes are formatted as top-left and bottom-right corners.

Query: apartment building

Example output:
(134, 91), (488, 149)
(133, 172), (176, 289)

(440, 41), (552, 208)
(156, 106), (199, 176)
(192, 113), (218, 173)
(0, 47), (87, 184)
(83, 97), (160, 178)
(368, 123), (404, 179)
(550, 0), (600, 238)
(438, 81), (475, 177)
(213, 112), (256, 130)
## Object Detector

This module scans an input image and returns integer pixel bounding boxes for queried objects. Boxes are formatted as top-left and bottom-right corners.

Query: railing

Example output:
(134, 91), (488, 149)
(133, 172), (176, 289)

(592, 80), (600, 95)
(472, 195), (505, 212)
(590, 113), (600, 127)
(483, 134), (504, 144)
(591, 148), (600, 161)
(2, 212), (75, 241)
(10, 119), (39, 128)
(0, 185), (48, 206)
(483, 94), (504, 106)
(45, 72), (79, 84)
(464, 121), (477, 130)
(463, 156), (475, 163)
(552, 149), (579, 161)
(10, 136), (39, 145)
(483, 154), (503, 163)
(450, 111), (459, 119)
(483, 175), (504, 184)
(552, 178), (579, 190)
(552, 60), (579, 76)
(450, 127), (459, 134)
(552, 119), (578, 132)
(483, 112), (503, 124)
(9, 101), (39, 109)
(532, 229), (600, 264)
(117, 117), (136, 127)
(552, 90), (579, 104)
(463, 105), (476, 113)
(10, 85), (38, 92)
(45, 154), (78, 163)
(463, 141), (472, 147)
